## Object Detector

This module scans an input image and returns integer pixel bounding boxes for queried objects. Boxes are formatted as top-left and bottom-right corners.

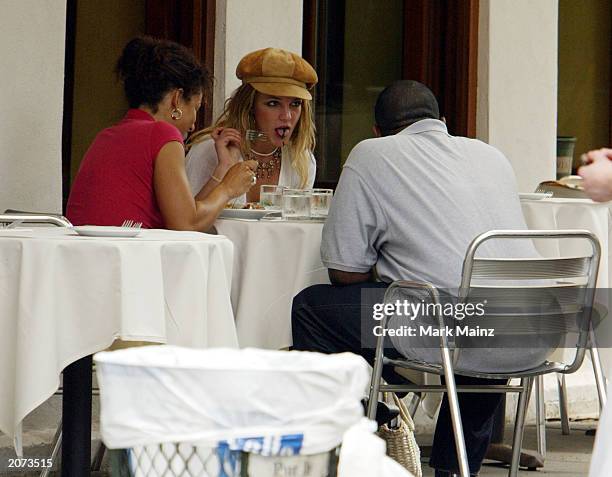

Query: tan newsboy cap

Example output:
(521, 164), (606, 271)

(236, 48), (318, 100)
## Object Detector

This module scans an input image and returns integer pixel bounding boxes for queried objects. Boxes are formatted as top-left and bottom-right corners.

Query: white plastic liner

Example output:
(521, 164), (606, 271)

(338, 419), (415, 477)
(94, 346), (370, 455)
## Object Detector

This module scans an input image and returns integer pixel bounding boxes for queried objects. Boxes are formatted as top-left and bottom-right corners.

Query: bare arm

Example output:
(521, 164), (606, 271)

(578, 148), (612, 202)
(328, 268), (374, 285)
(194, 127), (244, 201)
(154, 141), (255, 232)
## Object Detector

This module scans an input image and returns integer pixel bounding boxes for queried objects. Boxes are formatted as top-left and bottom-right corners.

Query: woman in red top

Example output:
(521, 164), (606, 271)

(67, 36), (256, 231)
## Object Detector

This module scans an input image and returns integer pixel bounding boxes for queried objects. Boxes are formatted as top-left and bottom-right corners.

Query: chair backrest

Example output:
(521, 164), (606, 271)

(0, 212), (72, 227)
(457, 229), (600, 374)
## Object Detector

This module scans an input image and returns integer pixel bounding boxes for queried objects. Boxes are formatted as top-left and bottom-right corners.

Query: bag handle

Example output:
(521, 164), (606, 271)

(387, 392), (416, 432)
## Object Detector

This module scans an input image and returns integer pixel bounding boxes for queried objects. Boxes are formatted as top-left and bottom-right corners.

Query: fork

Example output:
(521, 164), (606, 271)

(534, 186), (553, 197)
(245, 129), (268, 142)
(121, 220), (142, 229)
(0, 220), (23, 229)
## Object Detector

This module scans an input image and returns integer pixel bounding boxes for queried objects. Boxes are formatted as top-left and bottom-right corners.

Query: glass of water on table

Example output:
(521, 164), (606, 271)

(281, 189), (312, 220)
(309, 188), (333, 218)
(259, 185), (284, 210)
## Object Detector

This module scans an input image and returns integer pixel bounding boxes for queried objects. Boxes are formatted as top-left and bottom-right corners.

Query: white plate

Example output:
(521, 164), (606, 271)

(73, 226), (141, 237)
(219, 208), (269, 220)
(519, 193), (552, 200)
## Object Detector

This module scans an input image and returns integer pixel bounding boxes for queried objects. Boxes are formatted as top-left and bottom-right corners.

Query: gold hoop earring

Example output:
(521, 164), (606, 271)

(171, 108), (183, 120)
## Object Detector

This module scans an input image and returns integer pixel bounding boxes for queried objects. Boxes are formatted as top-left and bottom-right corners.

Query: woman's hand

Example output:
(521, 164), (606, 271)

(578, 148), (612, 202)
(211, 127), (242, 167)
(219, 160), (258, 198)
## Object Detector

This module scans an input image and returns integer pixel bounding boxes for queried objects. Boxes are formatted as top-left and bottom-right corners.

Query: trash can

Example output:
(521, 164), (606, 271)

(95, 346), (370, 477)
(556, 136), (576, 179)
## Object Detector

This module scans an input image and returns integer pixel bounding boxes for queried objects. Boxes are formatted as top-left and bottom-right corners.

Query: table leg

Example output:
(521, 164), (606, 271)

(61, 355), (92, 477)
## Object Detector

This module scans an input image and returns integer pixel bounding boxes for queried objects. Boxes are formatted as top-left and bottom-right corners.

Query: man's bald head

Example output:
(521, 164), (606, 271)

(374, 80), (440, 136)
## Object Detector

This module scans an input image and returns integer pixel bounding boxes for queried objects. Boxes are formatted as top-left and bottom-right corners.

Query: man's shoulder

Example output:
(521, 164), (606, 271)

(454, 134), (505, 155)
(345, 136), (394, 168)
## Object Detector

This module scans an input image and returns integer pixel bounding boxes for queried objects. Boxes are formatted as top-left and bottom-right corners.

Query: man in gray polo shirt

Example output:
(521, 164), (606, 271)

(292, 81), (533, 477)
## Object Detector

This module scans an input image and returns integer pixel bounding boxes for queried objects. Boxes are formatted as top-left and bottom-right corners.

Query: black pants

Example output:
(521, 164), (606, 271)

(291, 282), (504, 475)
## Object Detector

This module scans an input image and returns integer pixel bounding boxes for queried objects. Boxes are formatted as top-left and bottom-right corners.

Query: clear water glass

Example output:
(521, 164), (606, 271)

(309, 188), (333, 218)
(281, 189), (312, 220)
(259, 185), (284, 210)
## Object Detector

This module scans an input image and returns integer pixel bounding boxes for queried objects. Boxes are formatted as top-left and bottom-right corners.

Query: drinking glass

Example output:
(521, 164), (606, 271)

(309, 188), (333, 218)
(259, 185), (284, 210)
(281, 189), (312, 220)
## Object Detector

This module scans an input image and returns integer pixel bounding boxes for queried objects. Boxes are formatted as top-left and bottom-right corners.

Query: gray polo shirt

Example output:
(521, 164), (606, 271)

(321, 119), (533, 289)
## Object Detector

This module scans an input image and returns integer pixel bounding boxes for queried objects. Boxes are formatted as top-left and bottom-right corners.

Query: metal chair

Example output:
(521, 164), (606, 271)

(367, 230), (601, 477)
(534, 345), (607, 458)
(0, 212), (71, 228)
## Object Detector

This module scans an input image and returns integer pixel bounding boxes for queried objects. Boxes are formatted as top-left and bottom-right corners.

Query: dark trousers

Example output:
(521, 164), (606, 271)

(291, 283), (504, 474)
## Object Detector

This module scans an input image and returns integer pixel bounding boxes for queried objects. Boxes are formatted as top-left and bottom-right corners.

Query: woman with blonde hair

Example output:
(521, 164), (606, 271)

(186, 48), (318, 203)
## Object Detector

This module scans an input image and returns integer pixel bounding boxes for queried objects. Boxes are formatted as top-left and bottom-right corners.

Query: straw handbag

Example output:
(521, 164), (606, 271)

(377, 393), (422, 477)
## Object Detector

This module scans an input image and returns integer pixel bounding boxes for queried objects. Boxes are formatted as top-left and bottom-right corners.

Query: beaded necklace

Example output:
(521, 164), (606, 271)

(250, 147), (282, 179)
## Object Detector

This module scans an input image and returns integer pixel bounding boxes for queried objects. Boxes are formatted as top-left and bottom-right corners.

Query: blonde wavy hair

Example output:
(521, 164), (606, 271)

(188, 84), (315, 188)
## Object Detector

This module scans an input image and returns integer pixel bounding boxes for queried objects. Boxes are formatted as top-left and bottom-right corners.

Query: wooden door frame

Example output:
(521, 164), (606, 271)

(61, 0), (78, 213)
(402, 0), (479, 138)
(146, 0), (216, 129)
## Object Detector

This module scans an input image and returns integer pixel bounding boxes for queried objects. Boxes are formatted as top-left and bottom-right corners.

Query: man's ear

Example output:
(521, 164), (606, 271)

(373, 125), (382, 138)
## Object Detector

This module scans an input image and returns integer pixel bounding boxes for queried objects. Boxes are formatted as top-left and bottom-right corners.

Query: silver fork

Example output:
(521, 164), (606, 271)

(245, 129), (268, 142)
(534, 186), (553, 197)
(0, 220), (23, 229)
(121, 220), (142, 229)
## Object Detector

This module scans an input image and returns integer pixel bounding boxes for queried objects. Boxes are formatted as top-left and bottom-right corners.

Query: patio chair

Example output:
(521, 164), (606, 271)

(534, 341), (607, 459)
(367, 230), (601, 477)
(0, 211), (72, 227)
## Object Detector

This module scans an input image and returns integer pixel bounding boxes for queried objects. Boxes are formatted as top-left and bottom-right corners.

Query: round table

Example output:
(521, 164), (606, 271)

(215, 218), (329, 349)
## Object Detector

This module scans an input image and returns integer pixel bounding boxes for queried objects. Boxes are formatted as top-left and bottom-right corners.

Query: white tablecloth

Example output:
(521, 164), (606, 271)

(520, 199), (612, 476)
(521, 198), (612, 378)
(0, 227), (237, 451)
(521, 198), (610, 287)
(215, 219), (329, 349)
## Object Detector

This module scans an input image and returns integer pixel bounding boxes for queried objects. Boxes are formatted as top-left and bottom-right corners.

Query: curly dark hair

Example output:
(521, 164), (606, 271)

(116, 36), (212, 112)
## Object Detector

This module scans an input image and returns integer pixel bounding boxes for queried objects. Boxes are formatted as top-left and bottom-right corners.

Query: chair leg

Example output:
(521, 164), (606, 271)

(440, 346), (470, 477)
(589, 346), (608, 410)
(557, 374), (570, 435)
(367, 334), (386, 420)
(40, 421), (62, 477)
(91, 442), (106, 471)
(509, 377), (534, 477)
(535, 375), (547, 458)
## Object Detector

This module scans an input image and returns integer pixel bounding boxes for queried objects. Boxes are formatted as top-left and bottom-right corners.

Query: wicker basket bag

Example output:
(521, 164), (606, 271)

(377, 393), (422, 477)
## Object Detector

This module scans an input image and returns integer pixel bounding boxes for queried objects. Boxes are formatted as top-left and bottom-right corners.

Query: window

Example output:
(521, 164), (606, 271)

(303, 0), (478, 185)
